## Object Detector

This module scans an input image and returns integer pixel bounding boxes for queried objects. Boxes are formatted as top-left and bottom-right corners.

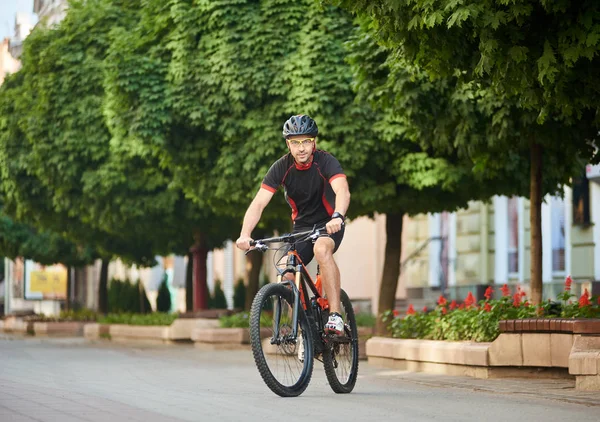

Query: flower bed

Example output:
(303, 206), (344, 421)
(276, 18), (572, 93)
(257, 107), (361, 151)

(385, 276), (599, 343)
(368, 277), (600, 390)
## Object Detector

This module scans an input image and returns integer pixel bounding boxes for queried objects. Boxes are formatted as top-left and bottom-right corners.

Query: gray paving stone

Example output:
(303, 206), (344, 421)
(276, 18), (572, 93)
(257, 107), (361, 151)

(1, 335), (599, 422)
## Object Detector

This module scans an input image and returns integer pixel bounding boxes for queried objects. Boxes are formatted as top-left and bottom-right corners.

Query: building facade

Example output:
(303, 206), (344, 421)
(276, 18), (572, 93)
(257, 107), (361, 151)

(0, 38), (20, 85)
(33, 0), (68, 28)
(398, 166), (600, 305)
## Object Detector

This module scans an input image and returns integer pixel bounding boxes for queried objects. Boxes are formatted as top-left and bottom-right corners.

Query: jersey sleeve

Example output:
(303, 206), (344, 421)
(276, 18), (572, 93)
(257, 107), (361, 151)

(261, 158), (286, 193)
(321, 153), (346, 183)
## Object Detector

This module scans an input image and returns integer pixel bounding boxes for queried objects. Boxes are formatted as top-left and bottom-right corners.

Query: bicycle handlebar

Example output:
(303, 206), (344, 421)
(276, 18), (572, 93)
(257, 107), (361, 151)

(248, 223), (343, 252)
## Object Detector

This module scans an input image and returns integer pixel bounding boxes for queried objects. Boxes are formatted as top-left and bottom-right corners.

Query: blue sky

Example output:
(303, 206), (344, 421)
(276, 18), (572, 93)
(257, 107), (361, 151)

(0, 0), (36, 40)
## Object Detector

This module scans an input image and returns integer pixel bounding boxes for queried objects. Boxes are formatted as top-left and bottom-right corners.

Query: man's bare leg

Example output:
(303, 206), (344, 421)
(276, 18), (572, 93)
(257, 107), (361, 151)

(313, 237), (341, 315)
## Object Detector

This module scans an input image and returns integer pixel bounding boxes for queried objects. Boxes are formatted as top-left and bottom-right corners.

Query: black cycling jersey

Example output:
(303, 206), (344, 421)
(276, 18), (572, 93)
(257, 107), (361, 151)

(261, 150), (345, 228)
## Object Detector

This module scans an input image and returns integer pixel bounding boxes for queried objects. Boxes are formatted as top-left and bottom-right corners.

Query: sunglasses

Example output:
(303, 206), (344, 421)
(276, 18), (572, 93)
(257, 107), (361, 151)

(288, 138), (315, 146)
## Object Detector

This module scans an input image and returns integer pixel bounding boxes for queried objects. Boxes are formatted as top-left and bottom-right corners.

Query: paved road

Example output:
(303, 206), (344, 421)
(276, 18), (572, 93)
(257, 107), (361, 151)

(0, 335), (598, 422)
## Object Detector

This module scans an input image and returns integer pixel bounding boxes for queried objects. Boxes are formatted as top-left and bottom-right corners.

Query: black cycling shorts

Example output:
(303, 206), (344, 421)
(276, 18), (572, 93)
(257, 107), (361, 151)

(293, 224), (345, 266)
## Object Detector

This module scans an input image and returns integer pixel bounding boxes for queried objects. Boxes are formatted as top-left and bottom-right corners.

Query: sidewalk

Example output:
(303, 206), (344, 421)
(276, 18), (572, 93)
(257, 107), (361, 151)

(366, 369), (600, 407)
(2, 332), (599, 409)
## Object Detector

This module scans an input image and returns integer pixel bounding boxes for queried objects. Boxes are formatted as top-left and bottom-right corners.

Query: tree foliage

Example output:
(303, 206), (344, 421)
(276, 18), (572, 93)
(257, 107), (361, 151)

(333, 0), (600, 306)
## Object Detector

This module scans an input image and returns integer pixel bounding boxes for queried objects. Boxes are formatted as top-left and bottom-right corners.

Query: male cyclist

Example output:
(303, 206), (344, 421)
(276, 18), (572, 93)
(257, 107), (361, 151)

(235, 114), (351, 335)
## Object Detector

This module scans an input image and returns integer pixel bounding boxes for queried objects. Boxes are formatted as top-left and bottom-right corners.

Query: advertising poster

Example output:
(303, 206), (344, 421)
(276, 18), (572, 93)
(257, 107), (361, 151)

(25, 260), (67, 300)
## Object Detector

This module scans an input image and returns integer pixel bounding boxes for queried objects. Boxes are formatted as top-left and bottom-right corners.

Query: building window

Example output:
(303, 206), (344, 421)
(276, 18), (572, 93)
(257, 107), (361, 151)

(550, 196), (566, 274)
(507, 197), (519, 276)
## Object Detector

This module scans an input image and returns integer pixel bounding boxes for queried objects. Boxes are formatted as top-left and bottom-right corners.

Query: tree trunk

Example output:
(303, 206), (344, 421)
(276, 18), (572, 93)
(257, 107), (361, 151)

(244, 250), (263, 311)
(65, 265), (72, 312)
(185, 252), (193, 312)
(376, 212), (404, 336)
(530, 142), (543, 305)
(98, 259), (109, 314)
(191, 233), (209, 311)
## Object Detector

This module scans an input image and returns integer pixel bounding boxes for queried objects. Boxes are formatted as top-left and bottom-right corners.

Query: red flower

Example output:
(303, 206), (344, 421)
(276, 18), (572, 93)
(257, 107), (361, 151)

(513, 292), (521, 307)
(565, 275), (573, 291)
(449, 300), (458, 310)
(500, 284), (511, 297)
(437, 295), (447, 306)
(464, 291), (476, 307)
(524, 301), (530, 307)
(407, 304), (416, 315)
(392, 309), (399, 317)
(598, 297), (600, 305)
(422, 306), (428, 313)
(484, 286), (494, 301)
(579, 289), (590, 308)
(458, 303), (465, 309)
(484, 302), (492, 312)
(441, 307), (448, 315)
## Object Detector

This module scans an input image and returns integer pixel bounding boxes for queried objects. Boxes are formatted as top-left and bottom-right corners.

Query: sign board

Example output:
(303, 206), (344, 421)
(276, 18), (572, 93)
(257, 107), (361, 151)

(586, 164), (600, 182)
(25, 261), (67, 300)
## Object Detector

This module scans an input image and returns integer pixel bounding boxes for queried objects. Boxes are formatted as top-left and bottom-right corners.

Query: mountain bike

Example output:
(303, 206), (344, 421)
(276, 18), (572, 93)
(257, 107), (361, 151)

(247, 226), (359, 397)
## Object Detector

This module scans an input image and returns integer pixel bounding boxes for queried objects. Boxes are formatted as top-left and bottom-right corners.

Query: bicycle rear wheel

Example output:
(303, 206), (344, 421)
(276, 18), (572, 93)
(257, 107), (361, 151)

(322, 288), (359, 393)
(250, 283), (314, 397)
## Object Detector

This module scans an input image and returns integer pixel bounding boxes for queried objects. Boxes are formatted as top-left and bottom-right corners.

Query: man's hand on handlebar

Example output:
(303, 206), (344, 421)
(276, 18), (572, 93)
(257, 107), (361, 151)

(235, 235), (253, 251)
(326, 217), (344, 235)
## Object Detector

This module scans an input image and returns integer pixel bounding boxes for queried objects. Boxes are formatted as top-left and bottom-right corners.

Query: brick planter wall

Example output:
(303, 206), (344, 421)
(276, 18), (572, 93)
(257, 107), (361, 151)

(366, 318), (600, 390)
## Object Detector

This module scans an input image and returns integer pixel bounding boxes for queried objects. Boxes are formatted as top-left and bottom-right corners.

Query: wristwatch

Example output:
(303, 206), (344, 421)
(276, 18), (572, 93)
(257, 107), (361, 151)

(331, 212), (345, 222)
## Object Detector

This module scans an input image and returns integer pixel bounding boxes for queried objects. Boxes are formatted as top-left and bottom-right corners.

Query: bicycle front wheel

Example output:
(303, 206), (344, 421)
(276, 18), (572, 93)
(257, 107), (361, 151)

(322, 288), (359, 393)
(250, 283), (314, 397)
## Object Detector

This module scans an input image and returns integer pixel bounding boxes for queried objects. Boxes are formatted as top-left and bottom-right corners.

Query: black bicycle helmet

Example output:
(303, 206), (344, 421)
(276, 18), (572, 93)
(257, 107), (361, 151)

(282, 114), (318, 139)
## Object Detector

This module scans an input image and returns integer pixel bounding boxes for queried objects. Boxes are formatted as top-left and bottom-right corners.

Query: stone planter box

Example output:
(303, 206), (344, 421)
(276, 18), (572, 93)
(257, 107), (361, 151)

(33, 321), (86, 337)
(109, 324), (171, 343)
(367, 318), (600, 391)
(84, 323), (111, 340)
(192, 327), (271, 350)
(357, 326), (374, 360)
(1, 317), (33, 335)
(168, 318), (219, 341)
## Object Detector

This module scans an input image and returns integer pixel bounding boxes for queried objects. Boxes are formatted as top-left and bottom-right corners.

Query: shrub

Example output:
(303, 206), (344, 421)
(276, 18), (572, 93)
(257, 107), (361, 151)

(59, 308), (99, 322)
(156, 274), (172, 313)
(219, 311), (272, 328)
(355, 312), (376, 328)
(385, 278), (600, 343)
(212, 279), (228, 309)
(220, 312), (250, 328)
(98, 312), (177, 326)
(108, 278), (152, 314)
(233, 278), (246, 310)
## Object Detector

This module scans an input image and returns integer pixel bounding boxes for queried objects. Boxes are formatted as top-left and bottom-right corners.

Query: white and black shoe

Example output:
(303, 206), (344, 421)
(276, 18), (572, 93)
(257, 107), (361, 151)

(324, 312), (344, 336)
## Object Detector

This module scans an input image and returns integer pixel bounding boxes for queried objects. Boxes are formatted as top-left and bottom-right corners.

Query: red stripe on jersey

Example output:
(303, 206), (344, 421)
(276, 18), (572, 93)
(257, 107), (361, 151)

(322, 194), (334, 216)
(261, 183), (277, 193)
(288, 196), (299, 222)
(329, 174), (346, 184)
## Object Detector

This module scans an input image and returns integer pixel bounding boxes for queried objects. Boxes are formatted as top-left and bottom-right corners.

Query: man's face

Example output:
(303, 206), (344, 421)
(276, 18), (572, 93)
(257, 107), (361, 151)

(286, 135), (315, 164)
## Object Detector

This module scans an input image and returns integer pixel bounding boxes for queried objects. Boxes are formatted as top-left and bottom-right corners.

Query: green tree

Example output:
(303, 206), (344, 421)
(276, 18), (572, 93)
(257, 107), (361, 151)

(97, 0), (548, 332)
(211, 280), (228, 310)
(0, 0), (238, 312)
(100, 0), (292, 310)
(156, 274), (172, 313)
(233, 278), (246, 310)
(333, 0), (600, 304)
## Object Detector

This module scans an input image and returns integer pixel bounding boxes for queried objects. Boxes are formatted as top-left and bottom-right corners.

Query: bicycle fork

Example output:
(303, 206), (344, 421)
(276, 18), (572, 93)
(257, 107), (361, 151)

(271, 270), (303, 344)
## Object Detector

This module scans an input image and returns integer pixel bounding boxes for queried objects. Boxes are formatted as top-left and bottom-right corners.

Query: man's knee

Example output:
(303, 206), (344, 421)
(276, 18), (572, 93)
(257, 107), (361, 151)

(314, 239), (335, 263)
